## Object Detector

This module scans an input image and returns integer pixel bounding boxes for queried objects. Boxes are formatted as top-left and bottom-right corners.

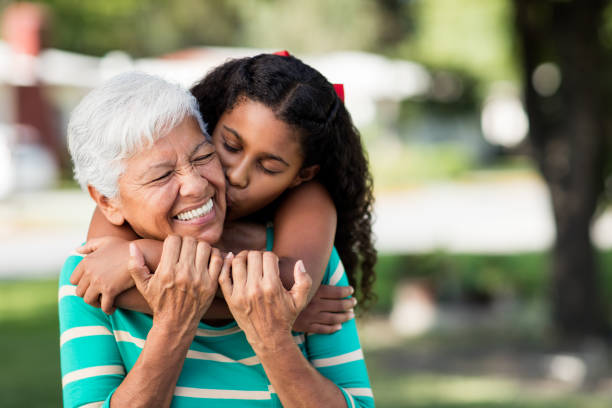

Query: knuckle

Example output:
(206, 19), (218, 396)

(261, 280), (275, 294)
(174, 273), (191, 286)
(263, 251), (278, 263)
(167, 235), (181, 245)
(248, 250), (262, 260)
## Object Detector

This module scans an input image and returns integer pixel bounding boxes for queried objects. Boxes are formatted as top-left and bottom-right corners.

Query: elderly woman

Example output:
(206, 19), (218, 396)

(59, 72), (371, 407)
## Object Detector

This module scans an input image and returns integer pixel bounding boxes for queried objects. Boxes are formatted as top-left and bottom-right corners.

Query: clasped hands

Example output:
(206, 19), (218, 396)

(122, 235), (312, 338)
(71, 236), (356, 333)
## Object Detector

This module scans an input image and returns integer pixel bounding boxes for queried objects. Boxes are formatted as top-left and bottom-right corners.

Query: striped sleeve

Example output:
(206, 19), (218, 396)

(304, 248), (375, 408)
(58, 254), (125, 408)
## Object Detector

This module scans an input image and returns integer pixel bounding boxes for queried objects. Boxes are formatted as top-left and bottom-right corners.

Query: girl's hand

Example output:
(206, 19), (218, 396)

(71, 237), (134, 314)
(292, 285), (356, 333)
(128, 236), (222, 328)
(219, 251), (312, 351)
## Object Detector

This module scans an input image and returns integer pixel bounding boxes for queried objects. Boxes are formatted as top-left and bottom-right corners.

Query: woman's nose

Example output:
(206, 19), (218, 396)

(226, 161), (249, 189)
(179, 166), (208, 196)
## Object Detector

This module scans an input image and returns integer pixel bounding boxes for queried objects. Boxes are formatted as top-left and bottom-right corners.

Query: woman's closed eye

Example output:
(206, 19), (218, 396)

(150, 171), (173, 183)
(193, 152), (216, 164)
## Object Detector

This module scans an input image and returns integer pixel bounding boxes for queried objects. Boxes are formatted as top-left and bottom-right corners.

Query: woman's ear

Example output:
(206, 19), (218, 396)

(289, 164), (320, 188)
(87, 185), (126, 226)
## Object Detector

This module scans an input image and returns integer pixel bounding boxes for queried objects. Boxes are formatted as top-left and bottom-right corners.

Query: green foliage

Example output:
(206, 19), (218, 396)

(368, 143), (475, 189)
(373, 252), (546, 313)
(234, 0), (380, 52)
(403, 0), (518, 86)
(373, 250), (612, 314)
(0, 0), (387, 57)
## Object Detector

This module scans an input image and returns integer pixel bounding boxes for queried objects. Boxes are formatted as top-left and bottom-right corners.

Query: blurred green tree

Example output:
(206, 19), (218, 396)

(514, 0), (610, 338)
(0, 0), (390, 57)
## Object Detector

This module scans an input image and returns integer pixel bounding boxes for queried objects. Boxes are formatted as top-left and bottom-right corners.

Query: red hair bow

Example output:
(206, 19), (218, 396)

(273, 50), (345, 102)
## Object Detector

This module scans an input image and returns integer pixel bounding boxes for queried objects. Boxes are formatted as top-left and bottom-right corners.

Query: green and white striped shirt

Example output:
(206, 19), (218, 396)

(59, 245), (374, 407)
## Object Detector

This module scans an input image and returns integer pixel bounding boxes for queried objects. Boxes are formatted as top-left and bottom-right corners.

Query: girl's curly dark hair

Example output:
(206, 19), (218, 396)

(191, 53), (377, 308)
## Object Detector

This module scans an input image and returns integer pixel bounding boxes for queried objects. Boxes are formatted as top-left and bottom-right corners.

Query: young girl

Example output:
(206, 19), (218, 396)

(71, 53), (377, 332)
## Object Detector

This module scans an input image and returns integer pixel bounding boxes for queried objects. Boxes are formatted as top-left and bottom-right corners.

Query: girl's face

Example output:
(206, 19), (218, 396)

(212, 99), (316, 221)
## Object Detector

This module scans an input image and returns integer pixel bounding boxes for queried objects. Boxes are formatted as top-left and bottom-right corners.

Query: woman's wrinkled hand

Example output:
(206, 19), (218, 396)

(71, 237), (134, 314)
(218, 250), (312, 351)
(128, 235), (222, 329)
(292, 285), (356, 334)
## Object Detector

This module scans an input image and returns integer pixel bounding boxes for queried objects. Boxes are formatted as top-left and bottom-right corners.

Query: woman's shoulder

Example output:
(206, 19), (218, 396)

(59, 251), (84, 286)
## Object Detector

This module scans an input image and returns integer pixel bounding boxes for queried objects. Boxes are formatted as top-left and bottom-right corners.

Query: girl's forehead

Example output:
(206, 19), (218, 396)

(220, 100), (301, 149)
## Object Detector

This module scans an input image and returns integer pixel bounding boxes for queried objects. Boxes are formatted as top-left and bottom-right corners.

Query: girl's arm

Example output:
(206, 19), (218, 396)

(76, 207), (232, 318)
(274, 181), (355, 333)
(273, 181), (336, 294)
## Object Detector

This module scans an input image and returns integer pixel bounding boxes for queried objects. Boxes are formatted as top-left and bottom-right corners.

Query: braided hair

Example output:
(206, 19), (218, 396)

(191, 53), (377, 308)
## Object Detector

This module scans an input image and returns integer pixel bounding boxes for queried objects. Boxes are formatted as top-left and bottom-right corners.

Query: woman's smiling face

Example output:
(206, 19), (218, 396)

(109, 116), (226, 242)
(212, 99), (316, 221)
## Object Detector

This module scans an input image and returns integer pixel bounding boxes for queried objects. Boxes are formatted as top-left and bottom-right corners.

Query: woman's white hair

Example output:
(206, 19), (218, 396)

(68, 71), (207, 197)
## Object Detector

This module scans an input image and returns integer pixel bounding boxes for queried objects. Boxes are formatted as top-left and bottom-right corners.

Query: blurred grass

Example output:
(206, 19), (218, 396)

(3, 252), (612, 407)
(0, 279), (61, 408)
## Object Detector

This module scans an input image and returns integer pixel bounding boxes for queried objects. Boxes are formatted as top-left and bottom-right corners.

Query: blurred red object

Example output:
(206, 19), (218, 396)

(2, 2), (47, 56)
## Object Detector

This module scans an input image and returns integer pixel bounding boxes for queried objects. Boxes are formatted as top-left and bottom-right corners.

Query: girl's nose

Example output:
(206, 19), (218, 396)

(226, 161), (249, 189)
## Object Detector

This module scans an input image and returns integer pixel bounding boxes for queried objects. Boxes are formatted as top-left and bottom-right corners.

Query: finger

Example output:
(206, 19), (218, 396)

(207, 248), (223, 282)
(316, 311), (355, 325)
(157, 235), (181, 275)
(247, 251), (264, 287)
(218, 252), (234, 299)
(75, 240), (97, 255)
(306, 323), (342, 335)
(75, 274), (91, 298)
(290, 260), (312, 311)
(315, 297), (357, 313)
(128, 242), (151, 294)
(262, 252), (280, 285)
(195, 241), (212, 278)
(100, 294), (116, 315)
(83, 286), (101, 308)
(231, 251), (248, 290)
(317, 284), (354, 300)
(178, 236), (198, 269)
(70, 263), (86, 285)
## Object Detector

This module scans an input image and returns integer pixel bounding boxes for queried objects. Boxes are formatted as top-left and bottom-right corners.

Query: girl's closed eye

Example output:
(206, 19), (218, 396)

(258, 162), (282, 175)
(223, 141), (240, 153)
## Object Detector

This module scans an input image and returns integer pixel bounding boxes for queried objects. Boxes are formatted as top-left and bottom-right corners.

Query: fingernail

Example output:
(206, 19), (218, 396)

(334, 324), (342, 331)
(129, 242), (137, 257)
(348, 312), (355, 319)
(348, 308), (354, 313)
(226, 252), (234, 260)
(349, 286), (354, 295)
(352, 297), (358, 306)
(298, 260), (306, 274)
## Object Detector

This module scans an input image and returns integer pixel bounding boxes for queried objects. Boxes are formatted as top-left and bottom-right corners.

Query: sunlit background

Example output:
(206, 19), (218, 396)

(2, 1), (612, 407)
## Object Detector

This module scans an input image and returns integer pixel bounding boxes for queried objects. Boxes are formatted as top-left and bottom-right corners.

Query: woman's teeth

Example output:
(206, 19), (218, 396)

(175, 199), (213, 221)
